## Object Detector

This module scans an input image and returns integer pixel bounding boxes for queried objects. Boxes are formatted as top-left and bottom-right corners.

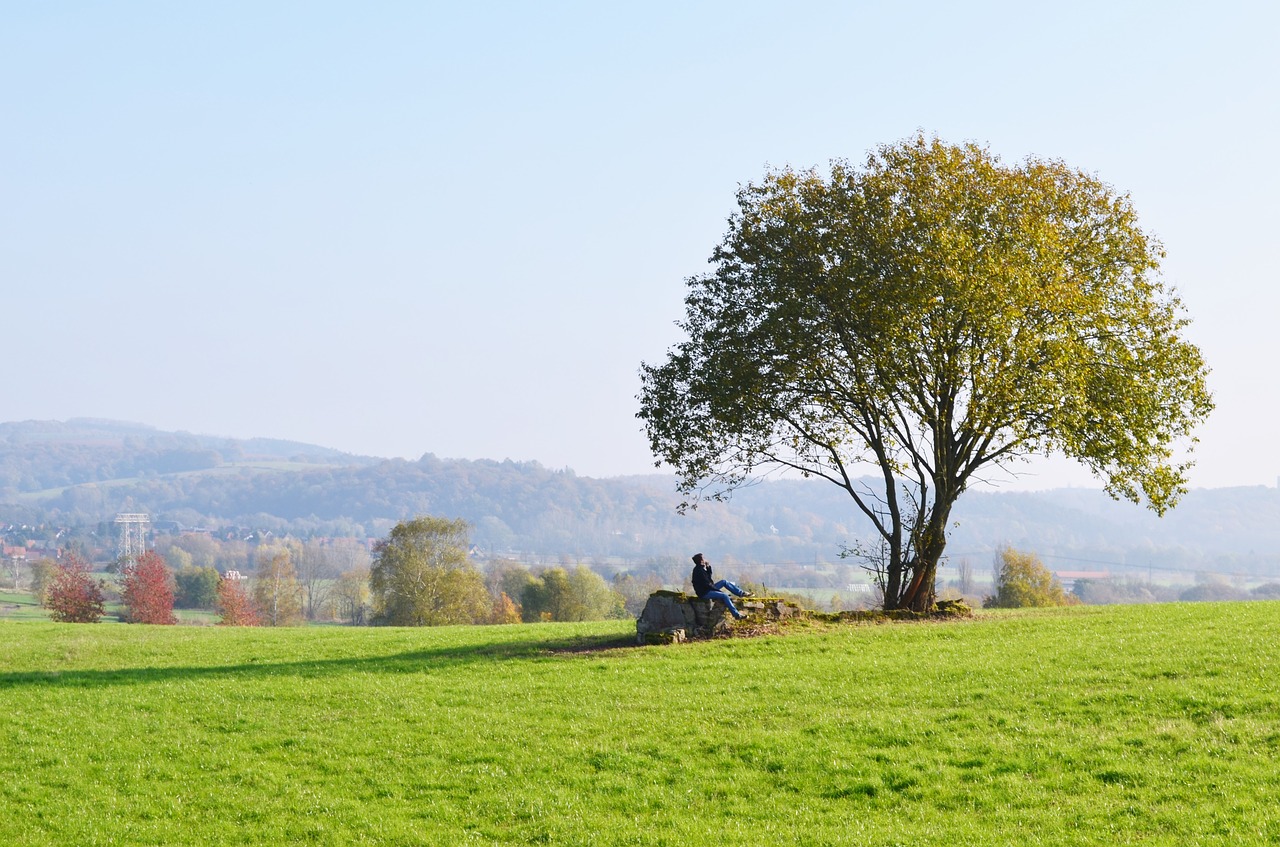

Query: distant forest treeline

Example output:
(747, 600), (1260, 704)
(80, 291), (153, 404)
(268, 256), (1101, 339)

(4, 419), (1280, 581)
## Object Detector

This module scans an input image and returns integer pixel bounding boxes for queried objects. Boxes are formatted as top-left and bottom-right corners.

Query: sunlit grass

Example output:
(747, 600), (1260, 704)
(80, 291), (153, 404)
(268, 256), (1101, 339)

(0, 588), (221, 625)
(0, 590), (48, 622)
(2, 602), (1279, 844)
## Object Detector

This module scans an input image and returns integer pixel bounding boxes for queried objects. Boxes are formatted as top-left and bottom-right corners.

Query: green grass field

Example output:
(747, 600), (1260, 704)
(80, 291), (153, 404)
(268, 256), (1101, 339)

(0, 589), (221, 626)
(2, 602), (1278, 845)
(0, 591), (49, 622)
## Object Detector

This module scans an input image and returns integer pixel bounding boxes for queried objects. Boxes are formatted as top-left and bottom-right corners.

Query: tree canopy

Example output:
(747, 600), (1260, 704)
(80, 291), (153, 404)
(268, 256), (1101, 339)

(216, 576), (260, 626)
(519, 565), (625, 622)
(121, 551), (177, 624)
(639, 135), (1213, 611)
(173, 565), (220, 609)
(44, 553), (106, 623)
(985, 547), (1075, 609)
(253, 549), (303, 626)
(370, 516), (489, 626)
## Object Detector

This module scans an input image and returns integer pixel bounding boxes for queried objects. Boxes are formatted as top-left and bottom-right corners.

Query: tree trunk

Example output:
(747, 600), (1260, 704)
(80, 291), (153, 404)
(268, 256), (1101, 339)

(894, 490), (955, 612)
(899, 559), (937, 612)
(885, 566), (901, 610)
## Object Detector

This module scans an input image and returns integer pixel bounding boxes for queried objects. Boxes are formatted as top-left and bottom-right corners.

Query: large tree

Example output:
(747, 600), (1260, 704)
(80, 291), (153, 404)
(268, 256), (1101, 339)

(370, 516), (489, 626)
(638, 135), (1213, 612)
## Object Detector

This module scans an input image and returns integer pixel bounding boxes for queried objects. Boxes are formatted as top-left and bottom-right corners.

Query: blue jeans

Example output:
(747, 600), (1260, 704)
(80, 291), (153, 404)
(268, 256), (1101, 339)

(703, 579), (747, 619)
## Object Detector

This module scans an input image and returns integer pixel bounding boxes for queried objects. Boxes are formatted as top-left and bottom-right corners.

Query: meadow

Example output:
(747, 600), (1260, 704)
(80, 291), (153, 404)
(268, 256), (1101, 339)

(2, 602), (1278, 845)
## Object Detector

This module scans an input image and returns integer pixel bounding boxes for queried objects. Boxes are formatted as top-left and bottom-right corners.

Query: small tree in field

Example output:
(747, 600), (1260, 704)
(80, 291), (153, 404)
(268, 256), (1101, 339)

(489, 591), (521, 625)
(174, 565), (221, 609)
(332, 566), (371, 625)
(45, 553), (106, 623)
(121, 551), (177, 624)
(217, 576), (261, 626)
(370, 516), (490, 626)
(985, 547), (1075, 609)
(520, 566), (625, 622)
(29, 557), (57, 602)
(253, 549), (303, 626)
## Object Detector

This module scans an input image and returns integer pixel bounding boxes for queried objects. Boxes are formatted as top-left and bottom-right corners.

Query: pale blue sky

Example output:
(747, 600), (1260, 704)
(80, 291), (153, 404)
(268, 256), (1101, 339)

(3, 2), (1276, 489)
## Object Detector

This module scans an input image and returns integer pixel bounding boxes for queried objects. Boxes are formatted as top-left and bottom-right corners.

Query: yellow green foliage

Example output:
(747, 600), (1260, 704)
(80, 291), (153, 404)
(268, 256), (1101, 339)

(986, 547), (1077, 609)
(370, 516), (490, 626)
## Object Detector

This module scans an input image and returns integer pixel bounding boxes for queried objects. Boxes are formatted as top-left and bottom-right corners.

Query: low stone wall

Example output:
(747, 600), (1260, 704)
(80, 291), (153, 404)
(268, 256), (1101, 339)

(634, 590), (801, 645)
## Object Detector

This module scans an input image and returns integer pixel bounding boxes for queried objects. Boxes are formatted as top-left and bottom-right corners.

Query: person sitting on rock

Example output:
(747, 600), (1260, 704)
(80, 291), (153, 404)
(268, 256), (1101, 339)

(690, 552), (752, 620)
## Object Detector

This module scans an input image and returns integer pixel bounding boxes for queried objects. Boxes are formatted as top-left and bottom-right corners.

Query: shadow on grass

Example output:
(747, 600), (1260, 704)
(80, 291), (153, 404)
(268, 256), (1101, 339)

(0, 630), (640, 691)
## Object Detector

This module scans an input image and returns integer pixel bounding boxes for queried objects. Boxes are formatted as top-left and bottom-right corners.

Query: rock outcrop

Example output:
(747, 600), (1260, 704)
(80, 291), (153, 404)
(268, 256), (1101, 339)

(635, 590), (801, 645)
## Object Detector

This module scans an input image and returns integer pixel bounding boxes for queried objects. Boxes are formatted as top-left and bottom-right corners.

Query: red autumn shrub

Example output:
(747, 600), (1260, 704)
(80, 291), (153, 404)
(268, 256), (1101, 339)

(216, 576), (261, 626)
(45, 553), (106, 623)
(121, 551), (178, 625)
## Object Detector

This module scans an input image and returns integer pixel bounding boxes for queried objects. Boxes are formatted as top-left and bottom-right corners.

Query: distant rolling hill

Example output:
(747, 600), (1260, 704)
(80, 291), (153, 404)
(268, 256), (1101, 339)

(2, 418), (1278, 579)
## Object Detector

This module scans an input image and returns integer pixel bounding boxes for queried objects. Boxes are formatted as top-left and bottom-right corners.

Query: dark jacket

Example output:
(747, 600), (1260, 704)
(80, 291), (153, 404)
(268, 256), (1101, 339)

(692, 562), (714, 598)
